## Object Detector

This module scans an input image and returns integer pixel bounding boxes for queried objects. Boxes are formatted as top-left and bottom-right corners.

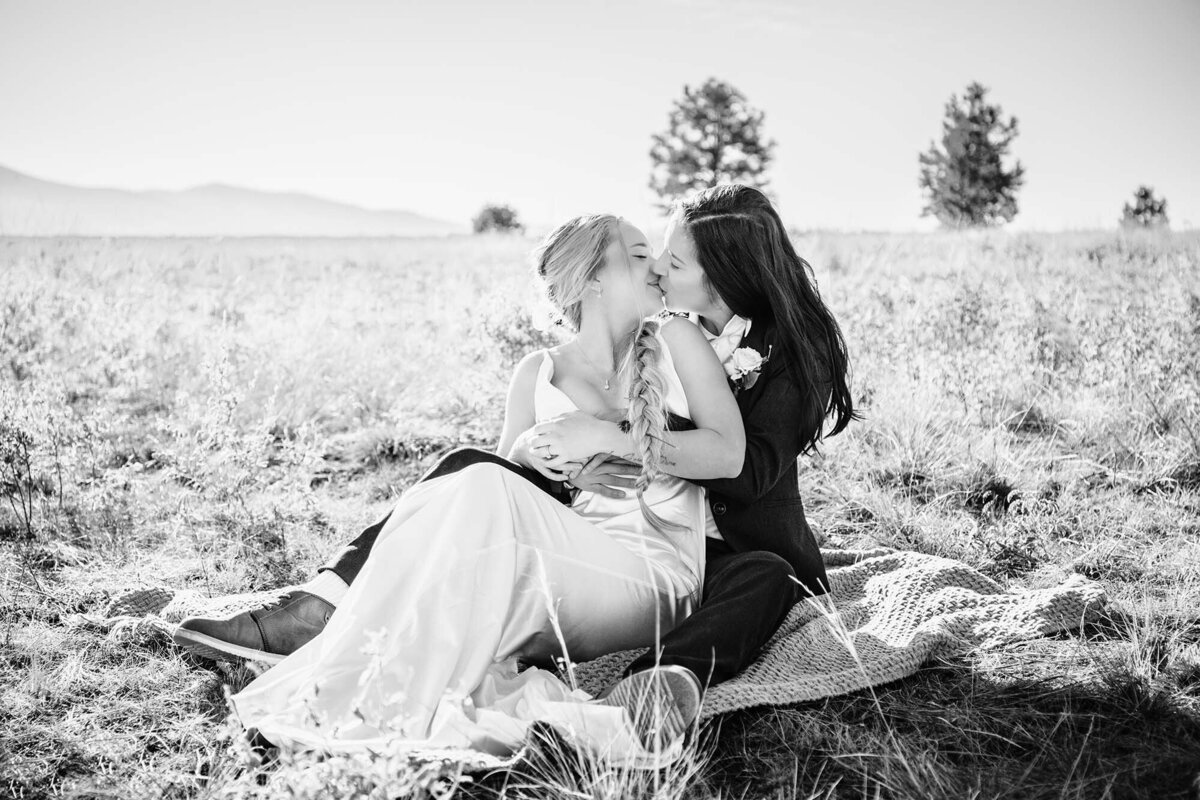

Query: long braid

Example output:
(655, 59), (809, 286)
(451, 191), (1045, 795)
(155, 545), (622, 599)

(622, 317), (690, 534)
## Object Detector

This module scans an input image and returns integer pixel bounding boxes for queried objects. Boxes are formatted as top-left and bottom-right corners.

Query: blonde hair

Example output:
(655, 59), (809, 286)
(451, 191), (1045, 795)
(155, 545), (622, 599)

(532, 216), (683, 534)
(532, 213), (618, 332)
(621, 318), (689, 534)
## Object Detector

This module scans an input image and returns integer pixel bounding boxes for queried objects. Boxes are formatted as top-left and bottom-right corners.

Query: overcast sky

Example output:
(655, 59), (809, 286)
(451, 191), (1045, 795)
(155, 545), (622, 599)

(2, 0), (1197, 232)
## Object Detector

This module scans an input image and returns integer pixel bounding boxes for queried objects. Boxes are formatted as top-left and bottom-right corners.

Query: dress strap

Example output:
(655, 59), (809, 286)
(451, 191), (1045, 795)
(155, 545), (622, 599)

(533, 350), (577, 421)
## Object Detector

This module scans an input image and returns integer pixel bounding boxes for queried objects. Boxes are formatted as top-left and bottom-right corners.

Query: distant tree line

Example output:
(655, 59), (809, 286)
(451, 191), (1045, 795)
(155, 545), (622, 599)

(645, 78), (1171, 230)
(476, 78), (1172, 233)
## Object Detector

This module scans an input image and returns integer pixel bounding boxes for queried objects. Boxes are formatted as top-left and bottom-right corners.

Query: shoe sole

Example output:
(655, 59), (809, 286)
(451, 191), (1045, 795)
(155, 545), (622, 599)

(172, 627), (286, 665)
(599, 665), (702, 754)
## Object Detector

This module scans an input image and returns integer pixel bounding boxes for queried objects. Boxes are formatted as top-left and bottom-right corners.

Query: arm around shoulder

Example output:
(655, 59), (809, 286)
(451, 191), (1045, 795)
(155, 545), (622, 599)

(656, 317), (745, 479)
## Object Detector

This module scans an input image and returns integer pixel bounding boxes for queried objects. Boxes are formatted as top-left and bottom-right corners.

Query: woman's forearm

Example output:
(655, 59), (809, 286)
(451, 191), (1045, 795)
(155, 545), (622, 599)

(596, 421), (744, 480)
(660, 427), (745, 479)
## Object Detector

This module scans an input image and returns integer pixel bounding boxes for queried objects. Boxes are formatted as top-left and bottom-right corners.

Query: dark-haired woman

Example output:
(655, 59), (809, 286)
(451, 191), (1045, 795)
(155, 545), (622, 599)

(531, 184), (856, 688)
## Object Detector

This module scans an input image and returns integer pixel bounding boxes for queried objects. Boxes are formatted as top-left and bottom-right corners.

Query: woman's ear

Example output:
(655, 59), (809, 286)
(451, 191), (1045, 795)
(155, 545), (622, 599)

(590, 277), (604, 297)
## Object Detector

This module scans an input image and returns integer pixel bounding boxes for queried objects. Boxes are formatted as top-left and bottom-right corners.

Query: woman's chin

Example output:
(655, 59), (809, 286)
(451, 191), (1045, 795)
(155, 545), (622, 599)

(630, 300), (661, 321)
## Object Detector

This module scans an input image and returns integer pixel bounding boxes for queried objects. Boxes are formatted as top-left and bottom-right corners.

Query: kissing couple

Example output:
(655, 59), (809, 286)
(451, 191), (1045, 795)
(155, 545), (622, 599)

(173, 184), (856, 765)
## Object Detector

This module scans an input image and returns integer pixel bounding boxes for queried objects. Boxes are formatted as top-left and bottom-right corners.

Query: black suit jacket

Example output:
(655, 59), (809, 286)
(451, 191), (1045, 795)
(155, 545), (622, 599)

(692, 320), (829, 598)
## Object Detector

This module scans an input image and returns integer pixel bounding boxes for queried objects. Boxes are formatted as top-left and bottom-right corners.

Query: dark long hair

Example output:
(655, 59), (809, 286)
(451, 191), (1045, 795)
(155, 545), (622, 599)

(678, 184), (856, 452)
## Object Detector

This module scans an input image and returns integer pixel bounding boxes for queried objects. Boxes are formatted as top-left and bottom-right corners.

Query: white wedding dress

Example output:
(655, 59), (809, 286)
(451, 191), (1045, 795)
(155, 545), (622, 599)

(231, 330), (709, 761)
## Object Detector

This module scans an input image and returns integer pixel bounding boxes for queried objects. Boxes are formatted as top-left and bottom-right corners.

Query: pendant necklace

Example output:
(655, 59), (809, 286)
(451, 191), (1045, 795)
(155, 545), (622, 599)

(575, 342), (616, 391)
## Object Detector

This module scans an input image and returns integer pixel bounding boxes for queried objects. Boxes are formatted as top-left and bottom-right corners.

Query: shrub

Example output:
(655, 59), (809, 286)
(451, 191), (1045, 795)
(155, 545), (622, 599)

(472, 204), (524, 234)
(1121, 186), (1169, 229)
(476, 305), (561, 370)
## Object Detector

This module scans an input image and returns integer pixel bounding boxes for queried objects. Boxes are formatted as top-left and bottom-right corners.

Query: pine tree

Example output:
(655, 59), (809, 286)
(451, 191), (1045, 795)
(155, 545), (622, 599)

(649, 78), (775, 210)
(1121, 186), (1169, 228)
(919, 82), (1025, 228)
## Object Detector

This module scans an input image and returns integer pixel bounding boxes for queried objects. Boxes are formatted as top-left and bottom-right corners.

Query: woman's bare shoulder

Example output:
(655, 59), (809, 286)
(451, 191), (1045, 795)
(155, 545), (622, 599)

(658, 314), (708, 348)
(509, 348), (550, 389)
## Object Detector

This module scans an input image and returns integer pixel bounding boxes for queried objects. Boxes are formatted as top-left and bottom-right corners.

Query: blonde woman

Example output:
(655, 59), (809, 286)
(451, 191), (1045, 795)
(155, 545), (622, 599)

(225, 216), (744, 761)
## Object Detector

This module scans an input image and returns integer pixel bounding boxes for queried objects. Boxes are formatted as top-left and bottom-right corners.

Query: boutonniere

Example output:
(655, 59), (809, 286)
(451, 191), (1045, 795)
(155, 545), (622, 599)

(725, 345), (771, 394)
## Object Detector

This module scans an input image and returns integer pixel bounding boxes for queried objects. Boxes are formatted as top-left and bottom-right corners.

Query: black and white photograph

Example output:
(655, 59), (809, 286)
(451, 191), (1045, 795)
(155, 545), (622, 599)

(2, 1), (1198, 797)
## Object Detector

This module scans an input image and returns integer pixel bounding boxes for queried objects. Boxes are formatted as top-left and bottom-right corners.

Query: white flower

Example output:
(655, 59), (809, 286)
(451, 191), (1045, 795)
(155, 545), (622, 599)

(728, 347), (765, 379)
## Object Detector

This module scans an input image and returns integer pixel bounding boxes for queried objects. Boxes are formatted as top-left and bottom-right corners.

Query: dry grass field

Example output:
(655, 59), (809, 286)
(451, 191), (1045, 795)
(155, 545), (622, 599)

(2, 230), (1199, 799)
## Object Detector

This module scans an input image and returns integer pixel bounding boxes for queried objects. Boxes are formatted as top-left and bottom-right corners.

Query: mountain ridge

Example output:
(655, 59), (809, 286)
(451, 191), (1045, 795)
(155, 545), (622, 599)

(0, 164), (464, 237)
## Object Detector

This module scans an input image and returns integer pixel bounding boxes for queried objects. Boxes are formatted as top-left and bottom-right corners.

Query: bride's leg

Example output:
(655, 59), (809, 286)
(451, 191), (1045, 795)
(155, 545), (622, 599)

(321, 447), (568, 587)
(351, 461), (688, 665)
(231, 463), (692, 745)
(175, 448), (572, 664)
(497, 512), (691, 666)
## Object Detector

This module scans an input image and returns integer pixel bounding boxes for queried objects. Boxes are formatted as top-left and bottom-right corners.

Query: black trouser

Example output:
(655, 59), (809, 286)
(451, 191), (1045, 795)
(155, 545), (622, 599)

(625, 539), (800, 687)
(321, 446), (801, 688)
(321, 447), (564, 584)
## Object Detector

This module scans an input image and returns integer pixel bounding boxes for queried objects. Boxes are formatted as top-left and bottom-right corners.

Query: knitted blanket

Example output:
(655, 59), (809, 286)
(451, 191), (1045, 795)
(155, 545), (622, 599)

(568, 547), (1106, 718)
(80, 547), (1105, 724)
